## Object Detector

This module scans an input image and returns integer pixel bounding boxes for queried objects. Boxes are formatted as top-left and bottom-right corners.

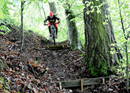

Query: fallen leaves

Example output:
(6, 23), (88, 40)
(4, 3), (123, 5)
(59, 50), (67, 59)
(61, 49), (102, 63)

(0, 30), (128, 93)
(0, 84), (2, 89)
(0, 53), (4, 56)
(0, 89), (4, 92)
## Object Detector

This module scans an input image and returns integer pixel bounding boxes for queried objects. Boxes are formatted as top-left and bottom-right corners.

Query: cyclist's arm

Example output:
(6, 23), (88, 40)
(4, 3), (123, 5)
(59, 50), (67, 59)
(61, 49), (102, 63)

(44, 16), (49, 23)
(55, 15), (60, 22)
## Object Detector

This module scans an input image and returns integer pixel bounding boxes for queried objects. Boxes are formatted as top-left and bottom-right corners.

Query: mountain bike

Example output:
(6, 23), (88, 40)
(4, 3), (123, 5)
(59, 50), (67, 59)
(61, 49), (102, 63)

(44, 22), (59, 45)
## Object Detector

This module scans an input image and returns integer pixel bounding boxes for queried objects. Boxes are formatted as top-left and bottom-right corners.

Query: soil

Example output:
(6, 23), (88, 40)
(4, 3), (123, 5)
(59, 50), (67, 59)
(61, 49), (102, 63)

(0, 29), (128, 93)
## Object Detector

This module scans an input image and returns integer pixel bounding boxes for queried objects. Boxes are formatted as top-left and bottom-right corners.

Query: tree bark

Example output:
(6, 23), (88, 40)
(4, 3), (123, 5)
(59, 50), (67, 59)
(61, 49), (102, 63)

(20, 1), (25, 53)
(49, 1), (57, 15)
(41, 1), (46, 19)
(64, 2), (81, 50)
(83, 0), (122, 76)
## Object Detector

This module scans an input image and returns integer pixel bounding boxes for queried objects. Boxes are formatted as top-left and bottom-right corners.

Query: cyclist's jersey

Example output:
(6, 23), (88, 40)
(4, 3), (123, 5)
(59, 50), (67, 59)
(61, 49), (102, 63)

(44, 15), (60, 23)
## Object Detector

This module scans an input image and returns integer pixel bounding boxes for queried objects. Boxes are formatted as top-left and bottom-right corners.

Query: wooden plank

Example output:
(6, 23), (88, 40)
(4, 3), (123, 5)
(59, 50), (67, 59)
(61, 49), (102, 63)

(59, 82), (62, 89)
(56, 77), (109, 88)
(81, 79), (83, 91)
(43, 44), (69, 49)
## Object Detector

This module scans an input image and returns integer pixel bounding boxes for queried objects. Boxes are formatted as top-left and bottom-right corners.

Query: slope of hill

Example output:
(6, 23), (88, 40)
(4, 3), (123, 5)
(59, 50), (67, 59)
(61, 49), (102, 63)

(0, 29), (85, 92)
(0, 29), (127, 93)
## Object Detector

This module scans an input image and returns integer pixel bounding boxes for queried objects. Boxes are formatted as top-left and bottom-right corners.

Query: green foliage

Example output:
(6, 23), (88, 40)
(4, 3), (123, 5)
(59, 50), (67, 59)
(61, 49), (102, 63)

(0, 0), (12, 20)
(0, 25), (11, 34)
(107, 0), (130, 83)
(116, 61), (128, 79)
(0, 77), (10, 93)
(100, 61), (108, 75)
(0, 9), (4, 19)
(2, 0), (10, 15)
(0, 0), (5, 19)
(80, 51), (85, 57)
(88, 63), (98, 76)
(35, 60), (39, 63)
(43, 0), (48, 3)
(0, 77), (4, 83)
(0, 0), (17, 28)
(88, 61), (108, 76)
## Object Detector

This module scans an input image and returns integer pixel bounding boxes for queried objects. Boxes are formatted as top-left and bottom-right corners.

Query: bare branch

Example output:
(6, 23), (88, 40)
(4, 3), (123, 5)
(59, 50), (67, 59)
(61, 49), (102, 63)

(118, 0), (127, 39)
(125, 24), (130, 31)
(69, 0), (76, 9)
(75, 12), (83, 17)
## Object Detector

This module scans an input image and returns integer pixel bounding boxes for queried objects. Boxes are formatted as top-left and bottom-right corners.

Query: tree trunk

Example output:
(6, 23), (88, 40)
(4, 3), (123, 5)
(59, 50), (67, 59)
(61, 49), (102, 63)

(49, 2), (57, 15)
(83, 0), (122, 76)
(41, 1), (46, 19)
(64, 3), (81, 50)
(20, 1), (25, 52)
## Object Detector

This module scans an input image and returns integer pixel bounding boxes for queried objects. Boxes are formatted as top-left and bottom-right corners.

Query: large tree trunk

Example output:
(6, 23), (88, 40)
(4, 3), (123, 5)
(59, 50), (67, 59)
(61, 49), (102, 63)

(83, 0), (122, 76)
(49, 2), (57, 15)
(64, 3), (81, 50)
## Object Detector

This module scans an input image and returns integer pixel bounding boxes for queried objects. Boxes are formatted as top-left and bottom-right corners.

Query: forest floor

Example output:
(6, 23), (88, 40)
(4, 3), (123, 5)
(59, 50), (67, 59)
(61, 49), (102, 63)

(0, 28), (128, 93)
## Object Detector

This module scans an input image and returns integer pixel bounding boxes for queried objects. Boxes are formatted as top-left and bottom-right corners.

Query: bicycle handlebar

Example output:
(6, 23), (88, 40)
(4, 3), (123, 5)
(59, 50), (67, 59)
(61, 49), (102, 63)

(44, 22), (60, 26)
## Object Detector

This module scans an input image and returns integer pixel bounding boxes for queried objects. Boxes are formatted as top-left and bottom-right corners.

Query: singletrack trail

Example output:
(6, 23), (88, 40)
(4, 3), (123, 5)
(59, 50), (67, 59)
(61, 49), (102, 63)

(0, 30), (127, 92)
(0, 30), (85, 92)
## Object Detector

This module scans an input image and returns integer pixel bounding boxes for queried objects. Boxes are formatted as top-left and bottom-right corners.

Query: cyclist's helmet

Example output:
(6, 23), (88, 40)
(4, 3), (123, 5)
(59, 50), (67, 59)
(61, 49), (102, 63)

(50, 12), (53, 17)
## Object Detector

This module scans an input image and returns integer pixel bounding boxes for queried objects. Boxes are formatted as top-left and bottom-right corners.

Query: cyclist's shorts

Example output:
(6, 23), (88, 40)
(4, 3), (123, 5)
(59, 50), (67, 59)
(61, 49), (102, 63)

(48, 22), (57, 28)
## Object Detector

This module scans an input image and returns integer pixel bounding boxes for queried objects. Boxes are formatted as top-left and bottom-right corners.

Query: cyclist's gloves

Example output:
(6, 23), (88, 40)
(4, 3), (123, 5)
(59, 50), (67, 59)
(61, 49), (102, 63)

(44, 23), (47, 25)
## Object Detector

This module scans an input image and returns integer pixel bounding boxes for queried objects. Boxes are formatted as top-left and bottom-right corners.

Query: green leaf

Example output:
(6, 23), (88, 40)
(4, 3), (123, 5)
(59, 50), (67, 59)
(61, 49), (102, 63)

(43, 0), (48, 3)
(123, 4), (129, 9)
(0, 0), (4, 8)
(0, 9), (4, 19)
(0, 0), (5, 19)
(86, 11), (90, 14)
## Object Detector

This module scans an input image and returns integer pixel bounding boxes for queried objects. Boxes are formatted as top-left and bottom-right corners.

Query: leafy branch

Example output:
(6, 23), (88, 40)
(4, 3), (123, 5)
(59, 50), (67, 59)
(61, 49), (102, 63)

(117, 0), (129, 92)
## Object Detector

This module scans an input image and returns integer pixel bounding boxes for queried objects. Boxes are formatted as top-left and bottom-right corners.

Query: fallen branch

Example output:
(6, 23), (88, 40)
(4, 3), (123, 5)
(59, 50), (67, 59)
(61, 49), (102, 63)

(43, 43), (69, 50)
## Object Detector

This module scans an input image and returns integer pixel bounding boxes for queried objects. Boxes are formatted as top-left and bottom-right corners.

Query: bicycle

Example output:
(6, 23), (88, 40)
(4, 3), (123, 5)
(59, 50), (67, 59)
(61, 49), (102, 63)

(44, 22), (59, 45)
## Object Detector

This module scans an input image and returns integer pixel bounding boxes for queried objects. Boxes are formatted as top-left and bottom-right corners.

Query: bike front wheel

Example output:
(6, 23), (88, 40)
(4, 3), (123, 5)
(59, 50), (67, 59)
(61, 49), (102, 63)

(53, 36), (56, 45)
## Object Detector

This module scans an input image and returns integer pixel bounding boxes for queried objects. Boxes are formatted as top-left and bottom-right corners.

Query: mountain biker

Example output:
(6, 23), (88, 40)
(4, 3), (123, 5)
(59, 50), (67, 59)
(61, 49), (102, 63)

(44, 11), (60, 38)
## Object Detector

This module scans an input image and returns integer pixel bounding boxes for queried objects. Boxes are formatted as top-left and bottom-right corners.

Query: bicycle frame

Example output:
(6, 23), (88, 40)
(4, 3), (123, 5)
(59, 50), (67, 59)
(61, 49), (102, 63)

(44, 22), (59, 45)
(50, 23), (56, 45)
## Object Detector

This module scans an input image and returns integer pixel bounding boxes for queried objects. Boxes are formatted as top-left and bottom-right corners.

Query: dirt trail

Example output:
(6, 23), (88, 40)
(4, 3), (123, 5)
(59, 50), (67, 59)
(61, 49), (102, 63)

(0, 30), (85, 93)
(0, 30), (127, 93)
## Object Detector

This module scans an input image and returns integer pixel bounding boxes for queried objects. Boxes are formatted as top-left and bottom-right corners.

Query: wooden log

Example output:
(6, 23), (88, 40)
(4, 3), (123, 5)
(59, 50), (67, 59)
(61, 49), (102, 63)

(56, 77), (109, 88)
(43, 43), (69, 50)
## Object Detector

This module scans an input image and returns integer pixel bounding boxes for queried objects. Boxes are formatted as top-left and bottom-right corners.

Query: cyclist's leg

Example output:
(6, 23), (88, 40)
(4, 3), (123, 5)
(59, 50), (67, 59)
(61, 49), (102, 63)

(48, 26), (52, 36)
(54, 22), (58, 38)
(56, 27), (58, 38)
(48, 22), (52, 36)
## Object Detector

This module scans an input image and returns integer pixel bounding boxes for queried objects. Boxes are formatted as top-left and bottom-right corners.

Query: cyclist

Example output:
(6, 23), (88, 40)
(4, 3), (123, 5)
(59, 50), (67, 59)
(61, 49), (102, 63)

(44, 11), (60, 38)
